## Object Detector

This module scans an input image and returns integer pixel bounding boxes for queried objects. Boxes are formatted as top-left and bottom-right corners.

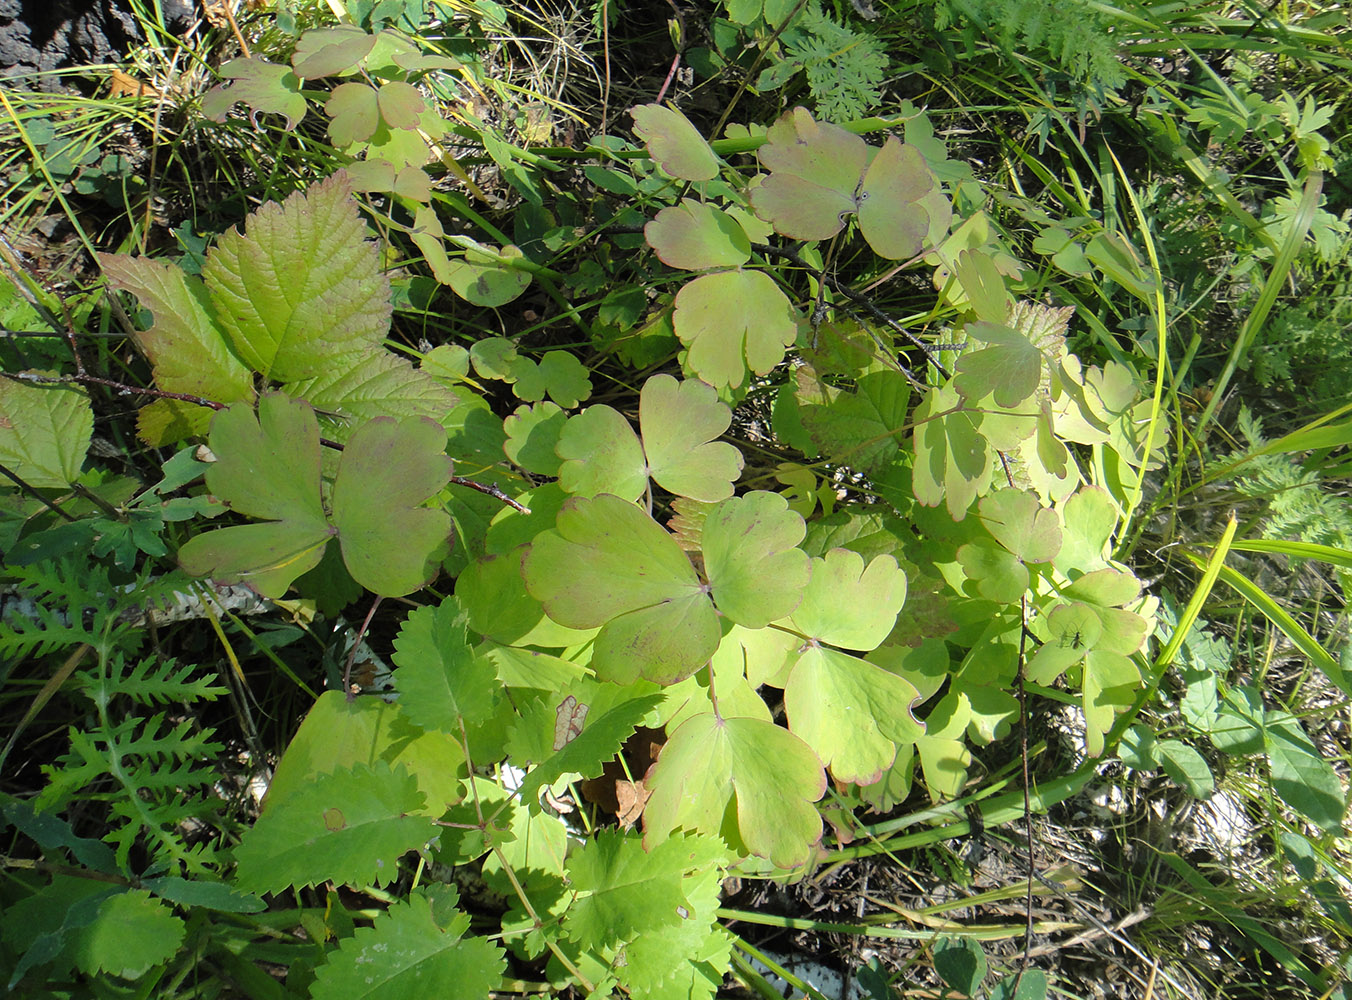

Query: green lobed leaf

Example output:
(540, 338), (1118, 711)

(233, 761), (435, 894)
(391, 597), (498, 730)
(327, 413), (453, 596)
(630, 103), (720, 181)
(750, 108), (866, 241)
(0, 376), (93, 488)
(534, 351), (592, 408)
(643, 712), (826, 868)
(912, 382), (993, 520)
(978, 488), (1062, 563)
(376, 80), (425, 129)
(784, 645), (923, 784)
(442, 246), (533, 307)
(672, 269), (798, 389)
(1082, 650), (1140, 757)
(556, 404), (646, 501)
(953, 322), (1042, 408)
(309, 890), (505, 1000)
(178, 394), (332, 597)
(702, 491), (808, 627)
(203, 172), (391, 382)
(325, 81), (380, 146)
(788, 548), (906, 651)
(856, 137), (947, 261)
(291, 25), (376, 78)
(523, 494), (719, 684)
(201, 58), (306, 128)
(639, 374), (744, 501)
(503, 402), (566, 476)
(645, 200), (751, 270)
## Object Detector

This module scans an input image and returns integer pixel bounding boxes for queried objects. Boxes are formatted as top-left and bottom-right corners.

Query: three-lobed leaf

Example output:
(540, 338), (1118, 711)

(643, 712), (825, 869)
(178, 394), (453, 599)
(523, 494), (719, 684)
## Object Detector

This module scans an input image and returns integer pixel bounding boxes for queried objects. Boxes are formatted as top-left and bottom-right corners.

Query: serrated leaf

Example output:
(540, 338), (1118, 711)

(640, 374), (743, 501)
(309, 891), (505, 1000)
(392, 597), (498, 729)
(789, 549), (905, 651)
(266, 690), (464, 817)
(673, 270), (798, 389)
(327, 414), (454, 596)
(98, 254), (254, 437)
(285, 350), (463, 437)
(524, 494), (718, 684)
(702, 491), (808, 627)
(784, 646), (923, 784)
(234, 761), (434, 894)
(751, 108), (866, 240)
(631, 104), (719, 181)
(74, 891), (184, 980)
(645, 199), (750, 270)
(0, 376), (93, 487)
(204, 173), (390, 382)
(564, 829), (690, 947)
(201, 58), (306, 128)
(643, 712), (825, 868)
(517, 693), (664, 805)
(857, 138), (945, 260)
(798, 369), (910, 474)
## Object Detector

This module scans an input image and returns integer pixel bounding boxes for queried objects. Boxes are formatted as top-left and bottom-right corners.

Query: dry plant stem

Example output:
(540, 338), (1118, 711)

(653, 0), (687, 104)
(449, 475), (531, 513)
(1016, 595), (1035, 968)
(1, 369), (226, 411)
(344, 596), (384, 698)
(0, 463), (79, 521)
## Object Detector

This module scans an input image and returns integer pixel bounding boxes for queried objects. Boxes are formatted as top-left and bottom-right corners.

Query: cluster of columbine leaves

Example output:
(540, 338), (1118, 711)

(0, 103), (1172, 997)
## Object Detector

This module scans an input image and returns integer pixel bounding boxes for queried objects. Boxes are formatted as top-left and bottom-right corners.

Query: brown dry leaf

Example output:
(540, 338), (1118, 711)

(109, 69), (160, 99)
(613, 779), (651, 828)
(203, 0), (231, 28)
